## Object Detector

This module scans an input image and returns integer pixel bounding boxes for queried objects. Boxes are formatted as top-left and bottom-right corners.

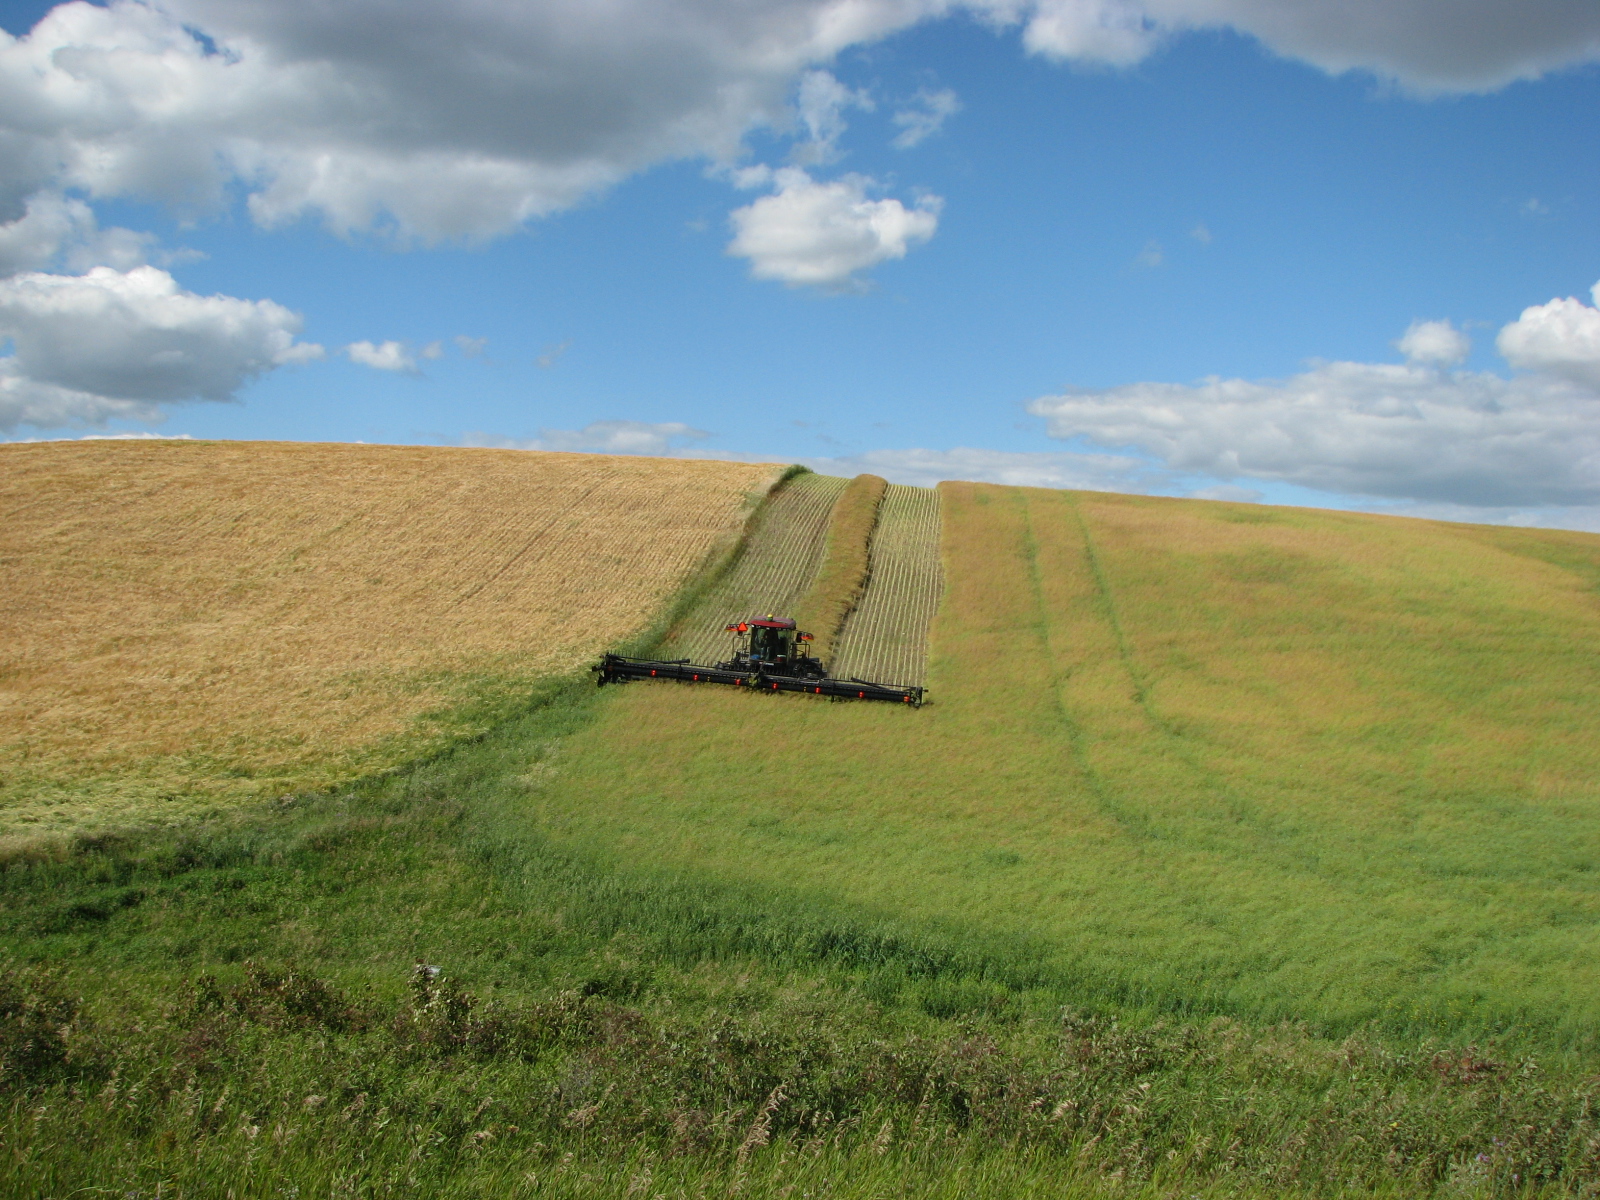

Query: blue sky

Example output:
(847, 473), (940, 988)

(3, 0), (1600, 527)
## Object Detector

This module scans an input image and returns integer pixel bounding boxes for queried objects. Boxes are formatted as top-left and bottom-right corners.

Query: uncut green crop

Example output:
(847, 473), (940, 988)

(513, 483), (1600, 1046)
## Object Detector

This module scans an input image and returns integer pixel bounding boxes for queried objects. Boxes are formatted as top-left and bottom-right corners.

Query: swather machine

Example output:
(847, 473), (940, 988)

(593, 616), (924, 705)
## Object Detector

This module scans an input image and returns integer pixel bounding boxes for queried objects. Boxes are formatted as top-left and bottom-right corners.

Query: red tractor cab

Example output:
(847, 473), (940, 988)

(720, 616), (826, 679)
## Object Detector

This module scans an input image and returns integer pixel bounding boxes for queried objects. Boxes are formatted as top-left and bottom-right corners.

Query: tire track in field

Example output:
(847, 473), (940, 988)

(829, 484), (943, 688)
(663, 472), (848, 663)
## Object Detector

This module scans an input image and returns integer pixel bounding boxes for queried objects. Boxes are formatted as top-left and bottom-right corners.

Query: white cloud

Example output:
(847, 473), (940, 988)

(454, 335), (488, 358)
(0, 0), (941, 246)
(0, 0), (1581, 259)
(791, 445), (1177, 490)
(1135, 240), (1164, 268)
(1029, 323), (1600, 508)
(1496, 284), (1600, 387)
(0, 192), (165, 279)
(0, 194), (97, 278)
(1131, 0), (1600, 94)
(891, 87), (961, 149)
(1021, 0), (1163, 66)
(469, 421), (711, 456)
(344, 340), (416, 373)
(1015, 0), (1600, 91)
(1396, 318), (1470, 366)
(792, 70), (873, 164)
(0, 264), (322, 432)
(727, 168), (940, 290)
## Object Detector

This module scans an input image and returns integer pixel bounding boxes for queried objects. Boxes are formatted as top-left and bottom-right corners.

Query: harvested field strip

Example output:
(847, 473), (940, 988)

(830, 483), (943, 688)
(663, 472), (848, 664)
(0, 440), (780, 837)
(794, 474), (887, 663)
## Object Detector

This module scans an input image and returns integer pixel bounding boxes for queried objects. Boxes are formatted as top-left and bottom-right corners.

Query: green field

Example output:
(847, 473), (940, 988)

(7, 469), (1600, 1197)
(523, 482), (1600, 1043)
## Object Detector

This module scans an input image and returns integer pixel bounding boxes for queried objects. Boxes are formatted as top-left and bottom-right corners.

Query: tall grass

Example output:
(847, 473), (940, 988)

(5, 678), (1600, 1196)
(661, 470), (847, 665)
(830, 483), (943, 689)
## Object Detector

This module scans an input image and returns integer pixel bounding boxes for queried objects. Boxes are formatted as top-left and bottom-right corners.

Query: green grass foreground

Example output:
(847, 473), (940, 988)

(4, 680), (1600, 1198)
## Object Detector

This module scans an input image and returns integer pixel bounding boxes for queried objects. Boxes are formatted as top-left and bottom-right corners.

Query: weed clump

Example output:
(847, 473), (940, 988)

(0, 962), (78, 1086)
(6, 960), (1600, 1196)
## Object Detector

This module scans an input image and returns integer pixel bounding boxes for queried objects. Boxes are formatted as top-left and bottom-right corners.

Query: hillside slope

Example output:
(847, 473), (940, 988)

(661, 470), (848, 664)
(0, 440), (780, 838)
(830, 482), (943, 688)
(516, 483), (1600, 1041)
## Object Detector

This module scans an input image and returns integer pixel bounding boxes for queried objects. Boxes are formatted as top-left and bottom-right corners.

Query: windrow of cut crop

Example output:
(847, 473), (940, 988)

(660, 471), (849, 664)
(830, 483), (944, 688)
(793, 473), (888, 666)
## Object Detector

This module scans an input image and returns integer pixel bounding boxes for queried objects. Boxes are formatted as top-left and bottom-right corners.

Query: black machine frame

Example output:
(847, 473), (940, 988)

(593, 615), (925, 706)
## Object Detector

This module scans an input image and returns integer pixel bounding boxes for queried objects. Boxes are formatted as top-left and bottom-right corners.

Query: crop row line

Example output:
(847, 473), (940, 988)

(829, 484), (944, 689)
(663, 473), (848, 664)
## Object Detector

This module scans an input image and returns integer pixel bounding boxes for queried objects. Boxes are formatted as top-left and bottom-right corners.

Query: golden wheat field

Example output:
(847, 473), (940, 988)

(0, 439), (781, 839)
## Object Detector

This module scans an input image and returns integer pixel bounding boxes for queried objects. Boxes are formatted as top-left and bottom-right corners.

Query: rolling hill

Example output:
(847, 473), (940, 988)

(0, 439), (781, 839)
(7, 444), (1600, 1197)
(524, 480), (1600, 1041)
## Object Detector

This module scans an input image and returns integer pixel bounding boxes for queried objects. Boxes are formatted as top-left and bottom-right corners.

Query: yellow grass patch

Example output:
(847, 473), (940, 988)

(0, 439), (781, 836)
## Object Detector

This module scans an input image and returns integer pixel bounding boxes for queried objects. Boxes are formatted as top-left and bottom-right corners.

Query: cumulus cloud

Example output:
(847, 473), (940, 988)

(345, 340), (418, 373)
(0, 264), (322, 431)
(0, 0), (1583, 259)
(0, 195), (99, 278)
(891, 88), (961, 149)
(1029, 294), (1600, 508)
(1021, 0), (1163, 66)
(1496, 284), (1600, 387)
(1136, 0), (1600, 94)
(1017, 0), (1600, 91)
(728, 169), (940, 290)
(0, 192), (166, 279)
(470, 421), (712, 457)
(1396, 318), (1470, 366)
(454, 335), (488, 358)
(0, 0), (940, 245)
